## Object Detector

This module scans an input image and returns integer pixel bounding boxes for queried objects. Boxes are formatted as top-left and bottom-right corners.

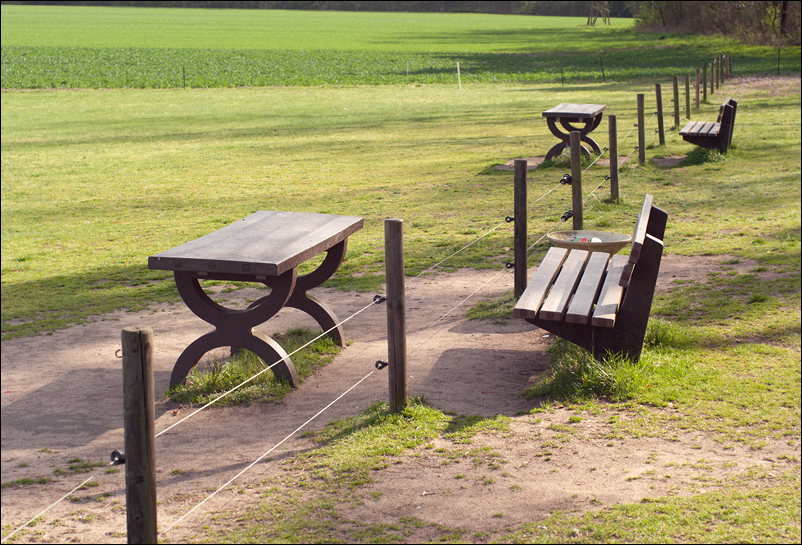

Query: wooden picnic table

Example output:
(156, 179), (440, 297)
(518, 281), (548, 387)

(148, 211), (364, 388)
(542, 103), (606, 160)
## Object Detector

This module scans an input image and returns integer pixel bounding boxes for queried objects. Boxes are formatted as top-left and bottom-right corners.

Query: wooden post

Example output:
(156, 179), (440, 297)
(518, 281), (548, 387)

(710, 62), (714, 95)
(513, 160), (527, 300)
(608, 114), (619, 200)
(695, 68), (700, 109)
(703, 63), (707, 102)
(384, 219), (407, 413)
(727, 54), (732, 77)
(654, 84), (665, 146)
(637, 93), (645, 166)
(685, 74), (691, 119)
(122, 327), (157, 544)
(715, 57), (720, 89)
(672, 75), (680, 127)
(570, 131), (583, 230)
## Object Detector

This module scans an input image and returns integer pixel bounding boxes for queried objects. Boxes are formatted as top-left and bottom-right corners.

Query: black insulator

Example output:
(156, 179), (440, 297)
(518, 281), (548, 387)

(560, 174), (572, 185)
(561, 210), (573, 222)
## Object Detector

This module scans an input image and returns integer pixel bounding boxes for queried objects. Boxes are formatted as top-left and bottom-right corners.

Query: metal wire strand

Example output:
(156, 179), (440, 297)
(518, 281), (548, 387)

(155, 296), (382, 438)
(158, 368), (377, 538)
(1, 462), (115, 543)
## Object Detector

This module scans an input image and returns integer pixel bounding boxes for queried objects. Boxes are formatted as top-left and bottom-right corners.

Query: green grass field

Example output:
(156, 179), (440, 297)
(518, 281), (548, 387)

(1, 5), (800, 543)
(2, 4), (799, 88)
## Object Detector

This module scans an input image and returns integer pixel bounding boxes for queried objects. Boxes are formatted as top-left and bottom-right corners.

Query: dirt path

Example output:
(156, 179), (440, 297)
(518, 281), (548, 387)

(1, 255), (786, 543)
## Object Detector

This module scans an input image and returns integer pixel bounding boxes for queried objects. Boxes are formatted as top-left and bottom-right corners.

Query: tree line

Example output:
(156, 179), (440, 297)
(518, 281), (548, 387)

(635, 1), (800, 45)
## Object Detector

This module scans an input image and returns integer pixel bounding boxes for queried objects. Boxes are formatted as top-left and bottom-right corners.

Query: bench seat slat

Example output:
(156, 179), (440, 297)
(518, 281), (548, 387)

(680, 120), (720, 137)
(512, 247), (568, 319)
(679, 120), (704, 136)
(591, 254), (629, 328)
(698, 121), (719, 136)
(540, 250), (590, 321)
(565, 252), (610, 324)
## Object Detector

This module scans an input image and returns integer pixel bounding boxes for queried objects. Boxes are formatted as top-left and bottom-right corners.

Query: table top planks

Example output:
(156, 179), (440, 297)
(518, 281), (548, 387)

(148, 211), (363, 277)
(542, 103), (607, 119)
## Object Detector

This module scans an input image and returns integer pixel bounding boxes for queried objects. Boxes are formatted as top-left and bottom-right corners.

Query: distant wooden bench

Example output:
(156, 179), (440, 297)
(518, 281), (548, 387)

(679, 97), (737, 154)
(513, 195), (667, 362)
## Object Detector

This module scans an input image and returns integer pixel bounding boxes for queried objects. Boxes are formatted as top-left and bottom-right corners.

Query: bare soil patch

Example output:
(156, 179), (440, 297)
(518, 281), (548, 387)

(0, 254), (789, 543)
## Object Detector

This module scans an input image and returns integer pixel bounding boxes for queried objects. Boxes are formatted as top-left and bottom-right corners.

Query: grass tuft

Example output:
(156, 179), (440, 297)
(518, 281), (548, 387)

(679, 146), (728, 166)
(524, 339), (645, 402)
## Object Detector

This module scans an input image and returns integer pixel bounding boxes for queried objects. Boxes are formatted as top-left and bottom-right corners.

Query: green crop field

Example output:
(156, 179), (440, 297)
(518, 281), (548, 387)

(2, 4), (799, 88)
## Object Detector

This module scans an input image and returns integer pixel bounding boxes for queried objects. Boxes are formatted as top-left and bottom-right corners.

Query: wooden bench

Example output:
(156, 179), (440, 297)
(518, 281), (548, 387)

(513, 195), (667, 362)
(679, 97), (737, 154)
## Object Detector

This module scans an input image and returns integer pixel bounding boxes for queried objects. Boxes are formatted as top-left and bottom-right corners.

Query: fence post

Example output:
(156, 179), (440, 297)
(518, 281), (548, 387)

(513, 160), (527, 300)
(654, 84), (665, 146)
(672, 75), (680, 127)
(121, 326), (157, 545)
(703, 64), (708, 102)
(716, 55), (721, 89)
(608, 114), (619, 200)
(685, 74), (691, 119)
(710, 62), (714, 95)
(695, 68), (700, 109)
(570, 131), (583, 230)
(384, 219), (407, 413)
(637, 93), (645, 166)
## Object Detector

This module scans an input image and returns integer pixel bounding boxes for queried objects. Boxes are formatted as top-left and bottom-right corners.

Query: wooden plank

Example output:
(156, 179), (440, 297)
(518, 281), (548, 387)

(542, 103), (606, 118)
(148, 211), (364, 276)
(679, 120), (702, 135)
(591, 254), (628, 328)
(565, 252), (610, 324)
(513, 247), (568, 319)
(628, 194), (654, 263)
(619, 260), (635, 288)
(707, 122), (721, 136)
(698, 121), (718, 135)
(540, 250), (591, 321)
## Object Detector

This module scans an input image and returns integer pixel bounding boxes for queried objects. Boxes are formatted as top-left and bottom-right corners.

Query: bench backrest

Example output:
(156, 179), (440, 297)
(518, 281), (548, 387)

(719, 98), (737, 148)
(619, 194), (665, 288)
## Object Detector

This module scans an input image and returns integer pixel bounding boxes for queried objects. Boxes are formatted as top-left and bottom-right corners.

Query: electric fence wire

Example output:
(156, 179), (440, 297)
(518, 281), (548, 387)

(155, 295), (382, 439)
(1, 462), (115, 543)
(158, 367), (378, 539)
(5, 103), (655, 543)
(404, 219), (510, 287)
(407, 264), (510, 358)
(405, 164), (580, 288)
(0, 295), (384, 543)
